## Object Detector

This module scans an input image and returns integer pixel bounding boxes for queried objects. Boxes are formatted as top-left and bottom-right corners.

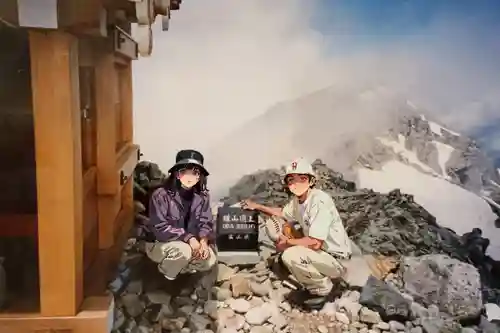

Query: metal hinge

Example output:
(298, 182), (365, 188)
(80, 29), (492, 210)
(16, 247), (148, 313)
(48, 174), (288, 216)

(120, 170), (128, 185)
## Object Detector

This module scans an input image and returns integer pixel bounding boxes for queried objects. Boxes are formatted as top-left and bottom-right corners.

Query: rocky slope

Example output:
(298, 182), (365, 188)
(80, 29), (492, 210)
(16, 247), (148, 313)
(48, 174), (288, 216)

(219, 159), (500, 303)
(205, 86), (500, 267)
(108, 161), (500, 333)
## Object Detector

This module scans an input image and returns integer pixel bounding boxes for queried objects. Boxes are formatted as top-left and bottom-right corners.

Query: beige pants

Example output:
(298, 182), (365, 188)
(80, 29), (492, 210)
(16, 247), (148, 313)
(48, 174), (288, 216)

(281, 245), (346, 296)
(145, 240), (216, 280)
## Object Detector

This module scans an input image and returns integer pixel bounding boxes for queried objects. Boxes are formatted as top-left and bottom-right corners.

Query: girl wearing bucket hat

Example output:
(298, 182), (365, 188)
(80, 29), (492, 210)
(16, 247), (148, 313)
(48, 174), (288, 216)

(241, 157), (352, 309)
(144, 149), (216, 280)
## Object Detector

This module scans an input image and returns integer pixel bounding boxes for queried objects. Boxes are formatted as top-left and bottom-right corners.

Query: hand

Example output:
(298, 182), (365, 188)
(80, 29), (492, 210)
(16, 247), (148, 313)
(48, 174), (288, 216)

(276, 235), (289, 252)
(199, 239), (211, 260)
(240, 199), (258, 211)
(189, 237), (201, 258)
(277, 234), (288, 243)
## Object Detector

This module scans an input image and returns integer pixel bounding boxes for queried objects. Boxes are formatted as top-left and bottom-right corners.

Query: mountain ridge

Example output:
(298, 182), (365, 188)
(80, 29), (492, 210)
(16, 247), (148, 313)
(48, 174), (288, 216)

(206, 85), (500, 257)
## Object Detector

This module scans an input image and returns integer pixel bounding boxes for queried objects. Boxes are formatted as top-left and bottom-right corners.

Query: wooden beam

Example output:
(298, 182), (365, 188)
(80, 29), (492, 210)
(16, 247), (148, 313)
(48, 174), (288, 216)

(0, 295), (113, 333)
(58, 0), (107, 36)
(117, 63), (134, 144)
(95, 50), (118, 196)
(95, 47), (120, 249)
(96, 193), (121, 249)
(29, 30), (84, 317)
(0, 0), (18, 26)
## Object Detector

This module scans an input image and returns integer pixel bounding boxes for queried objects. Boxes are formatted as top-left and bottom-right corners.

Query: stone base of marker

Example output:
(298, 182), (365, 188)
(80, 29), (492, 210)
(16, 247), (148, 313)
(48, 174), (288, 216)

(217, 251), (262, 266)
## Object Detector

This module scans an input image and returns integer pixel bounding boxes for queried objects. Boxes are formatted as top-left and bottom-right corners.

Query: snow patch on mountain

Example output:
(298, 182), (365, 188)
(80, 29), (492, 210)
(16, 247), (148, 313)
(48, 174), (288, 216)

(377, 135), (436, 175)
(358, 160), (500, 259)
(428, 120), (461, 137)
(433, 141), (455, 178)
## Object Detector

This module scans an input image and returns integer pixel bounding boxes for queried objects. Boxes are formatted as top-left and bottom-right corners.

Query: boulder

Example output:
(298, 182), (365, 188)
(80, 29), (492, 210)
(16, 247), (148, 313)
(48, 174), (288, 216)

(400, 254), (483, 320)
(359, 275), (411, 322)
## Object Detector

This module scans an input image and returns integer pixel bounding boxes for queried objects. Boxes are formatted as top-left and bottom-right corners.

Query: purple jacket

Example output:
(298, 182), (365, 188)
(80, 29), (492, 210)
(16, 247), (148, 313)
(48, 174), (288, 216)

(148, 187), (214, 243)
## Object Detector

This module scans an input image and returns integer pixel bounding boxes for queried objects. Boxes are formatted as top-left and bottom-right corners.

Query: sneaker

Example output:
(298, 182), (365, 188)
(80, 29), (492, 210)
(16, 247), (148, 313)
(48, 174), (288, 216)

(303, 291), (332, 310)
(286, 289), (329, 311)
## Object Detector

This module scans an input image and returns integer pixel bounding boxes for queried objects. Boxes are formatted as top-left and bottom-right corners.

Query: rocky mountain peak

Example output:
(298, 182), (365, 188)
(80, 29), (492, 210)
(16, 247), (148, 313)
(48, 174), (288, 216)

(359, 109), (500, 198)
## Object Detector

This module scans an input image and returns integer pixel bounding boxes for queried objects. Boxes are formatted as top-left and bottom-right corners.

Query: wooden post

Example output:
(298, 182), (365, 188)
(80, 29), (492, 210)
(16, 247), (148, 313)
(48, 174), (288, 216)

(95, 49), (120, 249)
(29, 30), (84, 317)
(118, 63), (134, 212)
(118, 63), (133, 145)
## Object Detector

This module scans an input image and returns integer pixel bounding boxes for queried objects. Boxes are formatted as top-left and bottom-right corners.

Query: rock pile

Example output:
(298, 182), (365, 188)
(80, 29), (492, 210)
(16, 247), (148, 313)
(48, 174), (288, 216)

(221, 159), (500, 304)
(108, 160), (500, 333)
(110, 245), (499, 333)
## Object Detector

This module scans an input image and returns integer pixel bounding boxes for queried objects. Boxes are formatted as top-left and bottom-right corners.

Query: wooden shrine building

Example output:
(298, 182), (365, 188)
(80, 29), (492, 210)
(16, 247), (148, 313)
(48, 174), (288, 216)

(0, 0), (180, 332)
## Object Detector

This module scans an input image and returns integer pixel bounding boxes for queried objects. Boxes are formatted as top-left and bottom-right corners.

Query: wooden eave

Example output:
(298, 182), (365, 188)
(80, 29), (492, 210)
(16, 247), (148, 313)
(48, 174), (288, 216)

(0, 0), (180, 30)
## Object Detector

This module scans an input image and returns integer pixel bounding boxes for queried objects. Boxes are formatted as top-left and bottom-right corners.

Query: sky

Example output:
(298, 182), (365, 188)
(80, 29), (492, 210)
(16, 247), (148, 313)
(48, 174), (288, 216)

(133, 0), (500, 181)
(315, 0), (500, 42)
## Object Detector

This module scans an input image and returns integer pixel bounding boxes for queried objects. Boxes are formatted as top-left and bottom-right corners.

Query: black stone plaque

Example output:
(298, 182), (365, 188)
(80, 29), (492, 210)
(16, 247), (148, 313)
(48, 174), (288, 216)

(216, 206), (259, 252)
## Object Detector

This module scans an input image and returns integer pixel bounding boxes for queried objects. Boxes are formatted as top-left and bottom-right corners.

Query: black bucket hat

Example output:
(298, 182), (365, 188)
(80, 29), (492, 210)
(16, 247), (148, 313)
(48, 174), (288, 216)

(168, 149), (209, 176)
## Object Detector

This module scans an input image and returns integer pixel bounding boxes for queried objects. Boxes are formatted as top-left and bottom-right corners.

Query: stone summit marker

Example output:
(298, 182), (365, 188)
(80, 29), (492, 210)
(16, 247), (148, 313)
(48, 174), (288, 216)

(216, 205), (261, 265)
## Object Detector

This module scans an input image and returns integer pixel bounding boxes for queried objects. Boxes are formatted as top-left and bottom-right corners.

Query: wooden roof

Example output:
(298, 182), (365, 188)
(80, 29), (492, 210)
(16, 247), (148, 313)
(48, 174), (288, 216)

(0, 0), (180, 32)
(0, 0), (181, 57)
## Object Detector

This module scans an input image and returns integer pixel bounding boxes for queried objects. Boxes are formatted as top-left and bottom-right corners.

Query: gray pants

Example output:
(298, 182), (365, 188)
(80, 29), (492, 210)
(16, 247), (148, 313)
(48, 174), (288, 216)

(281, 245), (346, 296)
(145, 240), (216, 280)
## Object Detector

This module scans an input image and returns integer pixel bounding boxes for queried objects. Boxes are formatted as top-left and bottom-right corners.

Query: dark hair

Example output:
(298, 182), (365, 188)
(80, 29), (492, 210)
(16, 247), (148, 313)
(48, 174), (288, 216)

(163, 165), (208, 195)
(283, 174), (315, 196)
(284, 174), (316, 187)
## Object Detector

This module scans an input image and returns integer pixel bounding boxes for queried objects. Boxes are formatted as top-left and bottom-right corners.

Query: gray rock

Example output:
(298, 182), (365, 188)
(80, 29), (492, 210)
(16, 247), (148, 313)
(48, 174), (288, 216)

(359, 307), (381, 324)
(420, 317), (462, 333)
(212, 286), (232, 301)
(162, 317), (187, 331)
(211, 307), (234, 323)
(250, 280), (272, 297)
(218, 327), (238, 333)
(460, 328), (477, 333)
(203, 300), (219, 318)
(320, 302), (337, 316)
(109, 276), (125, 294)
(126, 279), (143, 295)
(217, 264), (237, 282)
(373, 322), (390, 331)
(188, 313), (212, 331)
(317, 324), (329, 333)
(279, 301), (292, 312)
(249, 326), (273, 333)
(121, 294), (145, 317)
(335, 312), (350, 325)
(219, 329), (239, 333)
(341, 300), (362, 322)
(113, 307), (127, 330)
(410, 302), (428, 319)
(224, 314), (246, 331)
(268, 313), (287, 329)
(359, 276), (410, 322)
(400, 255), (483, 320)
(226, 298), (251, 313)
(245, 305), (273, 325)
(146, 291), (172, 305)
(123, 318), (138, 332)
(479, 316), (499, 333)
(427, 304), (440, 318)
(388, 321), (405, 332)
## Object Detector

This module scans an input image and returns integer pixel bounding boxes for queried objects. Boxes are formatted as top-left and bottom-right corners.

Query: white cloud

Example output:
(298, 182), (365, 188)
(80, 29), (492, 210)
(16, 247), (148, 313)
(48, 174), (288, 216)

(132, 0), (500, 188)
